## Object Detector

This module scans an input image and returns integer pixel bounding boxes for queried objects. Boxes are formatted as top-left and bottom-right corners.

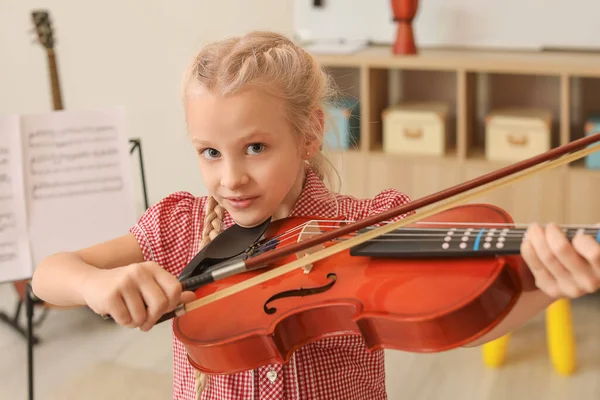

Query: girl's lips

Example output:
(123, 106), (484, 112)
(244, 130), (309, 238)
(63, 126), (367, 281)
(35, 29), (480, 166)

(224, 196), (258, 209)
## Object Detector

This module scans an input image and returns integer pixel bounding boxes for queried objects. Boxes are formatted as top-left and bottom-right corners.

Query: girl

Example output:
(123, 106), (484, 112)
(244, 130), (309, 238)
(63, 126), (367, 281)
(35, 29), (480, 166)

(31, 31), (600, 400)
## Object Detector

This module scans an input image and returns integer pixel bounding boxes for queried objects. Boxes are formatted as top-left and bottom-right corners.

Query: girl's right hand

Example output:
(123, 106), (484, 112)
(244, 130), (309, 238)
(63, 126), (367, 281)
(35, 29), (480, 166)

(81, 261), (195, 331)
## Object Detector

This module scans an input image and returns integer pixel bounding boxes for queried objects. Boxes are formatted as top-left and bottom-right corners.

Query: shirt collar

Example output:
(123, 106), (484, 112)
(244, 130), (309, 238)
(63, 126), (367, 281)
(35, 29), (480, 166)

(288, 165), (339, 219)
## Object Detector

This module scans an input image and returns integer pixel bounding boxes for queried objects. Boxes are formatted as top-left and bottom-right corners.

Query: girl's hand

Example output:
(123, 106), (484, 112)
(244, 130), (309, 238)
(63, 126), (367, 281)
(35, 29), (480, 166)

(521, 223), (600, 299)
(81, 261), (196, 331)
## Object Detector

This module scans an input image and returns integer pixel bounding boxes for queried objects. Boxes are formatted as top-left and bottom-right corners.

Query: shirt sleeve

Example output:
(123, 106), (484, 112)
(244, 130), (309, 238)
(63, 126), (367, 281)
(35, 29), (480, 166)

(129, 191), (203, 275)
(368, 188), (414, 224)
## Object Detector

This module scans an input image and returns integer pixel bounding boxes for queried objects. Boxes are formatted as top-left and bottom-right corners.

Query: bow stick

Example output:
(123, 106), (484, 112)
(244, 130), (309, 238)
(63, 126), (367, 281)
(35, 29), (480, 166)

(164, 133), (600, 320)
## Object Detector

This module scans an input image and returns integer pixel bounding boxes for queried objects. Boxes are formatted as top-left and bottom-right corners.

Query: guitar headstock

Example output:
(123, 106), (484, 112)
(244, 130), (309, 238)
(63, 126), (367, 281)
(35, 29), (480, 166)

(31, 10), (55, 49)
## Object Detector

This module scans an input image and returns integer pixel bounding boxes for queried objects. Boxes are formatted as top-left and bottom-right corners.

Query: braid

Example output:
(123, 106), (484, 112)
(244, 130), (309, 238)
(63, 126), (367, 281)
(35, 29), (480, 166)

(195, 196), (225, 399)
(200, 196), (225, 248)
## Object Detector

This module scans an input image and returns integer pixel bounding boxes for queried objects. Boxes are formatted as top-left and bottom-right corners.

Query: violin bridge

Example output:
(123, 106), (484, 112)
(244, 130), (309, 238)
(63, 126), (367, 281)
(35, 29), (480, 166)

(296, 220), (325, 274)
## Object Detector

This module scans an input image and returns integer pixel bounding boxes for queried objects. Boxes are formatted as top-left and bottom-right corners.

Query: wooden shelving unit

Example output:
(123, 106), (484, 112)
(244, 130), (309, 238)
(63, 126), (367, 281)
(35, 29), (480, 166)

(313, 45), (600, 224)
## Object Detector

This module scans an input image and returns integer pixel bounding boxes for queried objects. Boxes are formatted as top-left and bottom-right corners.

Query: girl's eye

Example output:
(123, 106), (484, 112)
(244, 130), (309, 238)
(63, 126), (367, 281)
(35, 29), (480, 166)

(201, 148), (221, 159)
(247, 143), (265, 155)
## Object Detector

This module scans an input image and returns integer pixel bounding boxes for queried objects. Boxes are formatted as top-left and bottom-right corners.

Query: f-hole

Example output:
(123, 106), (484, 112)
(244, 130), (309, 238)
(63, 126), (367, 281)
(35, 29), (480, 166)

(263, 273), (337, 315)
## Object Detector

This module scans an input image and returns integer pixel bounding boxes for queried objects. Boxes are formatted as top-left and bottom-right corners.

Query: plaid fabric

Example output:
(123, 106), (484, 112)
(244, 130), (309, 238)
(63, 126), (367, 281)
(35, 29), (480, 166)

(130, 167), (412, 400)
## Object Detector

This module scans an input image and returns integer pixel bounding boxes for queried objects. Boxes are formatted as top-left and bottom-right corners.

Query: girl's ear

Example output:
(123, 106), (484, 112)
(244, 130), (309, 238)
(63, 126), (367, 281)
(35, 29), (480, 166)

(303, 108), (324, 159)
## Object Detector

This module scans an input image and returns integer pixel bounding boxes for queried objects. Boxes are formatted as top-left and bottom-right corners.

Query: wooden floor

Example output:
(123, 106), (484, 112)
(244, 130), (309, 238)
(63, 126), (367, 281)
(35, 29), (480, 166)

(1, 283), (599, 400)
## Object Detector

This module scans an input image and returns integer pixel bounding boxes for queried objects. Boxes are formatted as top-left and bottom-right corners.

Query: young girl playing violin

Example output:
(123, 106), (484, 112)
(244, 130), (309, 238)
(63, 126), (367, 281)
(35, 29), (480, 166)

(31, 31), (600, 400)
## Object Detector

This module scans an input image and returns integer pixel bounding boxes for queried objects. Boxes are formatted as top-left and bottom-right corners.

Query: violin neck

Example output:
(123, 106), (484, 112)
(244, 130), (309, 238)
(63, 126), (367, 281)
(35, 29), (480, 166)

(349, 226), (600, 258)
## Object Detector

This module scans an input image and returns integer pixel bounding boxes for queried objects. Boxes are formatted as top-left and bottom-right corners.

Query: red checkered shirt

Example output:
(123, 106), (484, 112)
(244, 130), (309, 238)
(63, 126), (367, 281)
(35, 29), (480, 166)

(130, 167), (412, 400)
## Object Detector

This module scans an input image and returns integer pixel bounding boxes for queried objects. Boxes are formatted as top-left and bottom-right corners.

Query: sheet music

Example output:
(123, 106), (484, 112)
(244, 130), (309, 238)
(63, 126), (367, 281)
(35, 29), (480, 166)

(20, 107), (137, 267)
(0, 115), (33, 283)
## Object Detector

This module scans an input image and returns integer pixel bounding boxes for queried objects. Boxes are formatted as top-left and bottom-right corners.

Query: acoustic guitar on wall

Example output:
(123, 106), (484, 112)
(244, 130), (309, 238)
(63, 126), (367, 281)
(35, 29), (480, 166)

(9, 9), (66, 328)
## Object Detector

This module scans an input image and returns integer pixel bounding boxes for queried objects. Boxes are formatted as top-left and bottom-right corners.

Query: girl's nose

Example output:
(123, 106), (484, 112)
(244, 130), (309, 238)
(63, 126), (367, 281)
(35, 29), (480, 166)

(220, 162), (249, 190)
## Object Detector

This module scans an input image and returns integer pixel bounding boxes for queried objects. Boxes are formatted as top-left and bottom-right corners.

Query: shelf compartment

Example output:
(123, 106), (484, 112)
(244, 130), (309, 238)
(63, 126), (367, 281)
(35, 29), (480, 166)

(364, 151), (463, 202)
(313, 45), (600, 224)
(366, 67), (458, 156)
(564, 167), (600, 224)
(464, 72), (562, 161)
(461, 158), (567, 224)
(568, 75), (600, 171)
(322, 66), (362, 151)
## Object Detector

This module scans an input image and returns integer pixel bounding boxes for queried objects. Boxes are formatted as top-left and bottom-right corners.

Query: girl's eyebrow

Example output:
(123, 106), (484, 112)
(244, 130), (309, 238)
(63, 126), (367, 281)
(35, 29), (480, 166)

(193, 130), (274, 148)
(240, 130), (274, 142)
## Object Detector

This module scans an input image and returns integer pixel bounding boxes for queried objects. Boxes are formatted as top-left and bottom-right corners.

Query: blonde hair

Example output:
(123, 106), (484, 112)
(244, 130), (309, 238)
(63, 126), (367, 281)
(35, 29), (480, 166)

(194, 196), (223, 398)
(182, 30), (342, 189)
(181, 30), (345, 398)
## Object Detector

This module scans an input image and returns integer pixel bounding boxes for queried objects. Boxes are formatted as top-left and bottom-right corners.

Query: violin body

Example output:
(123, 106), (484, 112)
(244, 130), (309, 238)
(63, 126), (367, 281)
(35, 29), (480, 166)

(173, 203), (528, 375)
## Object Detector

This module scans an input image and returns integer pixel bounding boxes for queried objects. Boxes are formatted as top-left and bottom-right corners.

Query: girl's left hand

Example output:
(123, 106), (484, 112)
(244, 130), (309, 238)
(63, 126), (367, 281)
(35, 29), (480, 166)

(521, 223), (600, 299)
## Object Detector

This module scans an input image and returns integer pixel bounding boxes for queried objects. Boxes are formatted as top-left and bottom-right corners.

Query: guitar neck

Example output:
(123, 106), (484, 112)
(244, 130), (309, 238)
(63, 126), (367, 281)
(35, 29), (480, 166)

(47, 48), (63, 110)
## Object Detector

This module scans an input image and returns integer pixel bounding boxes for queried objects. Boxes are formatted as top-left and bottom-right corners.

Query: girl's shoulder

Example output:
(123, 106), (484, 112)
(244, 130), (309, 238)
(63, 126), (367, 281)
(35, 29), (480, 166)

(140, 191), (207, 222)
(333, 188), (414, 222)
(130, 191), (209, 273)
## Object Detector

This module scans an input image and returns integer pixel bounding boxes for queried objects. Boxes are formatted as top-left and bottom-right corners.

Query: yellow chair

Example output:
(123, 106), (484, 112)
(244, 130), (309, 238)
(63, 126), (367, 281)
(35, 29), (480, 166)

(482, 298), (576, 375)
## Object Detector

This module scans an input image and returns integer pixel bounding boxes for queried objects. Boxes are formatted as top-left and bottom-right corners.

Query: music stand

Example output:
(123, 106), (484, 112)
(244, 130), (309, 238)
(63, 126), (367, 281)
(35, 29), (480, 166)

(0, 137), (149, 400)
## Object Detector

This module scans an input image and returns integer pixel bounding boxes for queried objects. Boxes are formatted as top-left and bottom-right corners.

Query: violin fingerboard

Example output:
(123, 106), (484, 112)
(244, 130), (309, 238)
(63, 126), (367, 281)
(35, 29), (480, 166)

(349, 228), (521, 258)
(349, 227), (600, 258)
(349, 239), (519, 258)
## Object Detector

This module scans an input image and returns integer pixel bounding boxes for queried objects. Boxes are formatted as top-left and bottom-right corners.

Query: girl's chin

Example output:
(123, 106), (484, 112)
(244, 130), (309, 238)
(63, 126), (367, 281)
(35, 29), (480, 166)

(227, 209), (271, 228)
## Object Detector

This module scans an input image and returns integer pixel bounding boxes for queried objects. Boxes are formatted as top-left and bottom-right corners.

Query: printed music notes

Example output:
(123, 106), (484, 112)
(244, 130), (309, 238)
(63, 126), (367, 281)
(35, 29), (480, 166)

(0, 107), (137, 283)
(21, 107), (137, 268)
(25, 113), (126, 200)
(0, 115), (33, 283)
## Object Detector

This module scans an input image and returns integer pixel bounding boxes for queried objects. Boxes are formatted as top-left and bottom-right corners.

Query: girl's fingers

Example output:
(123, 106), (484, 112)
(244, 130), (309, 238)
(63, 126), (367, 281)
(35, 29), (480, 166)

(572, 232), (600, 290)
(523, 223), (578, 297)
(180, 291), (197, 304)
(521, 231), (559, 298)
(137, 275), (171, 331)
(530, 224), (572, 283)
(122, 288), (148, 329)
(522, 223), (600, 299)
(106, 295), (133, 327)
(544, 224), (595, 295)
(151, 264), (183, 311)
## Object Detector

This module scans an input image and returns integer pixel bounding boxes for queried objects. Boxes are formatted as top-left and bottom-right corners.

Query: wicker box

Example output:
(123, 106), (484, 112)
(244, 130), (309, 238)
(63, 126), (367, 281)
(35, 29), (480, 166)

(382, 102), (451, 155)
(485, 108), (552, 162)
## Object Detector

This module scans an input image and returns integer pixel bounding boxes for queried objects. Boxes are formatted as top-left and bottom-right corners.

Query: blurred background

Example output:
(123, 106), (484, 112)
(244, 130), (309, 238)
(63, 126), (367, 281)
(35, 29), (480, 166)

(1, 1), (599, 399)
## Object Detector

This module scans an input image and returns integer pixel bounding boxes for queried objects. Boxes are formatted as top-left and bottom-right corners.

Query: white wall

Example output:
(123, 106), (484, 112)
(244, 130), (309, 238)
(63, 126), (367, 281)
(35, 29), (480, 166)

(293, 0), (600, 50)
(294, 0), (600, 51)
(0, 0), (294, 215)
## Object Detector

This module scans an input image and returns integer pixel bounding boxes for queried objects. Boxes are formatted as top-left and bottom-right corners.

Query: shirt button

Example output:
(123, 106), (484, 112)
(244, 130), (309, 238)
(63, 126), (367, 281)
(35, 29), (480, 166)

(266, 369), (277, 382)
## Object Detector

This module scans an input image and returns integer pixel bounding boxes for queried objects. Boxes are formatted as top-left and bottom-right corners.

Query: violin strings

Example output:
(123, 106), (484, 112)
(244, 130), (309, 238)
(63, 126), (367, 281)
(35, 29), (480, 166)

(256, 220), (598, 254)
(260, 221), (312, 246)
(400, 221), (600, 228)
(261, 218), (597, 241)
(266, 219), (598, 243)
(329, 231), (596, 242)
(262, 218), (355, 244)
(322, 227), (597, 234)
(259, 219), (357, 249)
(316, 220), (600, 228)
(303, 225), (598, 235)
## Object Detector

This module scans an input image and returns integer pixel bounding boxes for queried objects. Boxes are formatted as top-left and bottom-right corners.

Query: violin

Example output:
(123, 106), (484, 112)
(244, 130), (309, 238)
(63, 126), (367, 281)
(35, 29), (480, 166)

(157, 133), (600, 375)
